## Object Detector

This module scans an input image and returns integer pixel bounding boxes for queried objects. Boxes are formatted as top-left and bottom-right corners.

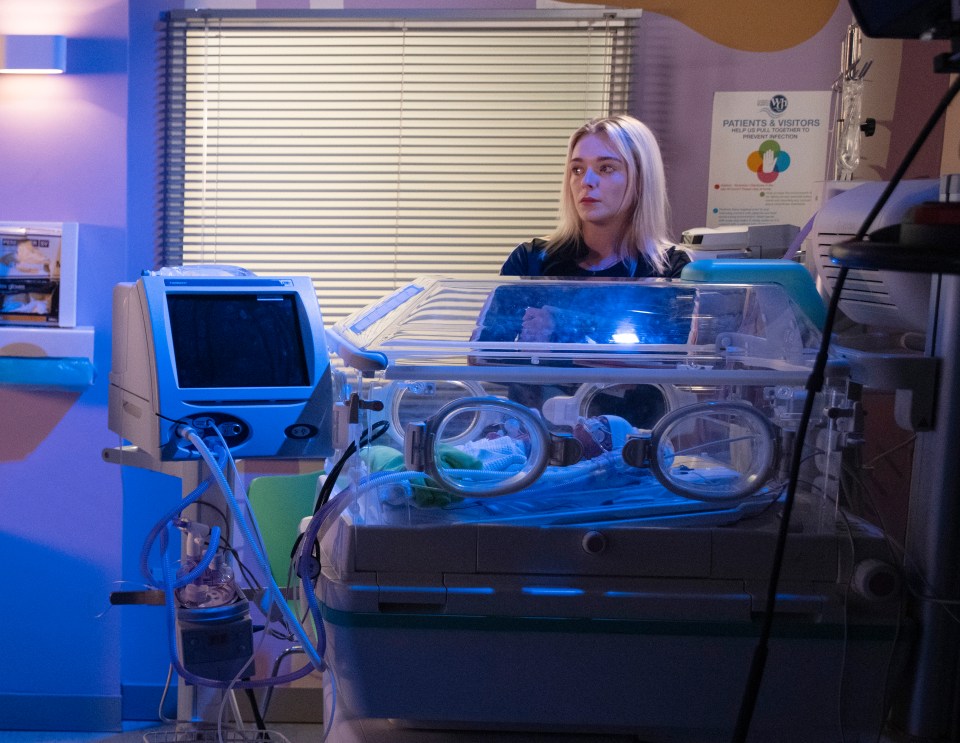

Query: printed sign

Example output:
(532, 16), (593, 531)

(706, 91), (833, 229)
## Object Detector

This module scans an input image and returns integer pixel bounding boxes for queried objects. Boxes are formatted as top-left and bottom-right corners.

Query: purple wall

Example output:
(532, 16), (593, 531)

(0, 0), (948, 731)
(0, 0), (129, 731)
(633, 6), (947, 239)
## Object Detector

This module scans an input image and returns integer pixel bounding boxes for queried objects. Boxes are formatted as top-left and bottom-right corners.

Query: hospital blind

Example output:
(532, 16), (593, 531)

(158, 11), (636, 324)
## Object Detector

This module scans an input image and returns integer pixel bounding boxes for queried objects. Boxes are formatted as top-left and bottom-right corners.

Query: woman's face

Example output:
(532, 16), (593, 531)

(568, 132), (632, 230)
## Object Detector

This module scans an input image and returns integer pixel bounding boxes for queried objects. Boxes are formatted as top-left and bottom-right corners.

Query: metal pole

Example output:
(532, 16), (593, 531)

(901, 273), (960, 739)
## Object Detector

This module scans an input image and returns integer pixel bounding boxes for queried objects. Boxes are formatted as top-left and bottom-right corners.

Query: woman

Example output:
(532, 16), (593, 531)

(501, 114), (689, 278)
(491, 116), (692, 417)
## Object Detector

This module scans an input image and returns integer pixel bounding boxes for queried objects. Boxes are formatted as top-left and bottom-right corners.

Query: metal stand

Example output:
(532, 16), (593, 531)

(103, 445), (237, 728)
(832, 232), (960, 741)
(900, 272), (960, 740)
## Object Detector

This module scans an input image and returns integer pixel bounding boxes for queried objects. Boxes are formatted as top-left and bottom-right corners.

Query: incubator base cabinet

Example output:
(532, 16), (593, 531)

(319, 506), (896, 741)
(315, 276), (903, 742)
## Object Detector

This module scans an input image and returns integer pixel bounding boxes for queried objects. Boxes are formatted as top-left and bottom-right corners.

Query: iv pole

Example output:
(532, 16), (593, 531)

(832, 23), (874, 181)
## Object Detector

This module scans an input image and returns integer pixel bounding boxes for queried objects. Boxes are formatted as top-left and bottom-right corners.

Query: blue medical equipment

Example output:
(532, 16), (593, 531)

(108, 269), (333, 460)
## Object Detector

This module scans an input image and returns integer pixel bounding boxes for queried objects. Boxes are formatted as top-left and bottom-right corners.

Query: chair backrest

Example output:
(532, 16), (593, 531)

(247, 469), (323, 586)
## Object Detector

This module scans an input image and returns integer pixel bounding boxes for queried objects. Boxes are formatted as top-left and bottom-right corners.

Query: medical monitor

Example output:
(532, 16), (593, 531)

(848, 0), (953, 39)
(109, 273), (333, 461)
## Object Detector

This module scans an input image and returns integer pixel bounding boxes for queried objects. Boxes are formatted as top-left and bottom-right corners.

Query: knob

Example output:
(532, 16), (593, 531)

(581, 530), (607, 555)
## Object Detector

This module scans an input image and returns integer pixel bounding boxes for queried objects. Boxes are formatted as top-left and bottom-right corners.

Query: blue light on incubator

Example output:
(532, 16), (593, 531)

(350, 584), (494, 595)
(611, 331), (640, 344)
(349, 284), (424, 333)
(611, 318), (642, 344)
(603, 590), (744, 602)
(448, 586), (495, 595)
(522, 586), (585, 597)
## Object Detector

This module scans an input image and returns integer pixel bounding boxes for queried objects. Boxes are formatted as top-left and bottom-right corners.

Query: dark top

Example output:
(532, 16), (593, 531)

(500, 237), (690, 279)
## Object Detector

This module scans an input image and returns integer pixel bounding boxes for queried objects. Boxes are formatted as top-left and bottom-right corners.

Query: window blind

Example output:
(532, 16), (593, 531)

(159, 12), (636, 324)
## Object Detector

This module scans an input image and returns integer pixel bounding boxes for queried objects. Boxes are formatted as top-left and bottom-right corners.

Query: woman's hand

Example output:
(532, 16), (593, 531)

(519, 306), (556, 341)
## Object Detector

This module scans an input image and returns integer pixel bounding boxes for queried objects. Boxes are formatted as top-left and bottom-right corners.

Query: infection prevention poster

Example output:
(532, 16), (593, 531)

(706, 91), (833, 229)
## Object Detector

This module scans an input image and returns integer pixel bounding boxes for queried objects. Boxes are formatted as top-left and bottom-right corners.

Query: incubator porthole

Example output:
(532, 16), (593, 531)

(648, 401), (779, 501)
(584, 383), (670, 429)
(544, 382), (691, 432)
(418, 397), (550, 498)
(386, 380), (488, 445)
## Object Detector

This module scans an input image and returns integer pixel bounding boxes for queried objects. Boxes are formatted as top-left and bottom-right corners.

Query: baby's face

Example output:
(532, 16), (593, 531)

(573, 415), (612, 459)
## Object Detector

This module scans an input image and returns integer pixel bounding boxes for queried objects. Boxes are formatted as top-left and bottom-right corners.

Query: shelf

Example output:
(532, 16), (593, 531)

(0, 325), (95, 389)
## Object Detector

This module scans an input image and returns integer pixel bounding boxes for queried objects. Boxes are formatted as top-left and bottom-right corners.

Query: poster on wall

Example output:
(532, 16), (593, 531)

(706, 91), (833, 229)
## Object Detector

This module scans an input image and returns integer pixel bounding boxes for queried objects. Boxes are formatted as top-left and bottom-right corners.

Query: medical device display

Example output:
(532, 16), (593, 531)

(108, 269), (333, 460)
(809, 178), (938, 332)
(308, 275), (899, 741)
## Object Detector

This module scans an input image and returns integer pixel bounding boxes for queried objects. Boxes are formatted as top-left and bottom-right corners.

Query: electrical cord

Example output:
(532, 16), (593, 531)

(730, 70), (960, 743)
(284, 419), (391, 573)
(314, 419), (390, 511)
(834, 506), (908, 743)
(143, 432), (323, 697)
(840, 457), (960, 631)
(157, 521), (315, 691)
(156, 663), (177, 724)
(244, 687), (269, 736)
(216, 607), (268, 743)
(836, 508), (856, 743)
(179, 426), (329, 672)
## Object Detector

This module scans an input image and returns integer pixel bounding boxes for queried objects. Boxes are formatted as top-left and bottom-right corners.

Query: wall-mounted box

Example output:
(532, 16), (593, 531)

(0, 221), (78, 327)
(0, 222), (92, 387)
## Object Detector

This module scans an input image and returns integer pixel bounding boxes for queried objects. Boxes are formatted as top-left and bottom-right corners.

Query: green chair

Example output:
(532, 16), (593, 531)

(247, 469), (323, 587)
(246, 468), (325, 721)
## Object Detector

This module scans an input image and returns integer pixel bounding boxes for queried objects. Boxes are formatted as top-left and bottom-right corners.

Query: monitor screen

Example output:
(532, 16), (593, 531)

(848, 0), (953, 39)
(167, 293), (310, 389)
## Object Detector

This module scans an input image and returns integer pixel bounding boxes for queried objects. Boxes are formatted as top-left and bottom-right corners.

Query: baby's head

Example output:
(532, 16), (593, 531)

(573, 414), (635, 458)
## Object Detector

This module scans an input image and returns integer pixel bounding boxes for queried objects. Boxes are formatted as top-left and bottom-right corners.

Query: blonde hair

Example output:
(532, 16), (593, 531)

(546, 115), (674, 273)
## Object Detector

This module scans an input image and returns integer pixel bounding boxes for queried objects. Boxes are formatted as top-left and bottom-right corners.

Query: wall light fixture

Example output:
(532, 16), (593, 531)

(0, 35), (66, 74)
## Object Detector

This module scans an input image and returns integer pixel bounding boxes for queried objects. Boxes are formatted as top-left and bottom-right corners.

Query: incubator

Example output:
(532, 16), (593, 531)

(310, 275), (901, 741)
